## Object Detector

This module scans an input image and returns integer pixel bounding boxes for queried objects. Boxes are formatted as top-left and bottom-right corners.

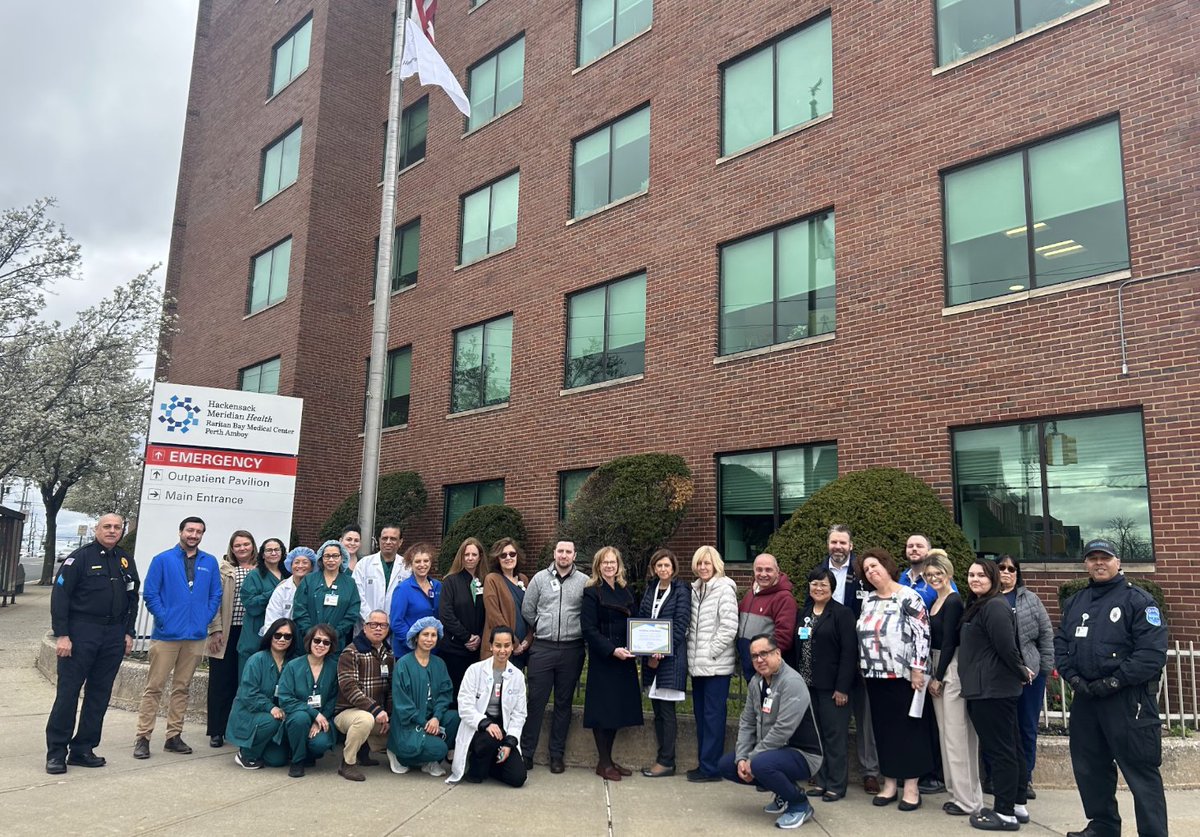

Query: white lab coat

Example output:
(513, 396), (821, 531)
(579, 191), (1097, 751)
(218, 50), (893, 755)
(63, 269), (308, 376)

(352, 552), (411, 620)
(261, 577), (298, 633)
(446, 658), (527, 783)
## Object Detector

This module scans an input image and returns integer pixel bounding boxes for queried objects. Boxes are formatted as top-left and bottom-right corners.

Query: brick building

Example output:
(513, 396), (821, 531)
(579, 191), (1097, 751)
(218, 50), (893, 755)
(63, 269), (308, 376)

(159, 0), (1199, 633)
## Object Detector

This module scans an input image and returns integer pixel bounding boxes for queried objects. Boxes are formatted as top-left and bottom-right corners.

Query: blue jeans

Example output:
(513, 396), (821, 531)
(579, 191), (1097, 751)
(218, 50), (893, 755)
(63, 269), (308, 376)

(718, 748), (812, 805)
(691, 675), (730, 776)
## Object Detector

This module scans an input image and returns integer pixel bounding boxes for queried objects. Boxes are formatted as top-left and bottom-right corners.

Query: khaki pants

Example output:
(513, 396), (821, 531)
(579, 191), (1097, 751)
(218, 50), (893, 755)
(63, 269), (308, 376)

(334, 708), (387, 764)
(931, 650), (983, 813)
(136, 639), (206, 739)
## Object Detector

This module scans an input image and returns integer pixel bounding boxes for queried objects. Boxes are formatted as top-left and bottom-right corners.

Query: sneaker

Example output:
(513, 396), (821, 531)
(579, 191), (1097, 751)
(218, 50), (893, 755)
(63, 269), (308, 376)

(234, 751), (263, 770)
(764, 795), (788, 814)
(775, 803), (815, 829)
(421, 760), (447, 777)
(1013, 805), (1030, 824)
(387, 751), (409, 774)
(287, 762), (305, 778)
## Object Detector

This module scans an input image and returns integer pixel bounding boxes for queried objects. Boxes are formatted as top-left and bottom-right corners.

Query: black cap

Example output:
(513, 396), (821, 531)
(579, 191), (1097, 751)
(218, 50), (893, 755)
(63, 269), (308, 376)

(1082, 538), (1119, 558)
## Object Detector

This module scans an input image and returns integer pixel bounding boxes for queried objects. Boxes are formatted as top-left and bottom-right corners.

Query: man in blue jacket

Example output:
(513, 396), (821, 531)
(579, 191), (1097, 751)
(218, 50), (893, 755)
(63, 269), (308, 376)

(133, 517), (221, 759)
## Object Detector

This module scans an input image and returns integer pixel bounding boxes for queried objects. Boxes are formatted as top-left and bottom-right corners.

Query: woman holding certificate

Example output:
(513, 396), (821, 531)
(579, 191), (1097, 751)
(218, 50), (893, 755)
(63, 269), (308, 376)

(581, 546), (643, 781)
(637, 549), (691, 778)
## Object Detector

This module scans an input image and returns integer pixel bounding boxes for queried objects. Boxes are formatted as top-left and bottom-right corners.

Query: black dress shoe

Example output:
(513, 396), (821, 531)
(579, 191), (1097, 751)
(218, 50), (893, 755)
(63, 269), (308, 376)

(918, 778), (946, 794)
(132, 738), (151, 759)
(1025, 783), (1037, 800)
(549, 757), (565, 774)
(67, 750), (106, 768)
(899, 796), (922, 811)
(1065, 829), (1104, 837)
(872, 794), (897, 807)
(522, 754), (534, 771)
(357, 745), (379, 767)
(45, 757), (67, 775)
(288, 763), (305, 778)
(164, 735), (192, 754)
(209, 735), (224, 748)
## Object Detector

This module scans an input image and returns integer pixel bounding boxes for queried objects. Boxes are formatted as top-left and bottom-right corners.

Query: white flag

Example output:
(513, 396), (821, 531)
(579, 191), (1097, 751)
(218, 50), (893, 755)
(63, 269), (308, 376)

(400, 16), (470, 117)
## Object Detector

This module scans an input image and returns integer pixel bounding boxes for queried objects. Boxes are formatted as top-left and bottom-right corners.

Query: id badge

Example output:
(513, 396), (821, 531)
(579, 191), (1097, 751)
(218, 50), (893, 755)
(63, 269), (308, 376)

(1075, 626), (1089, 638)
(380, 664), (389, 676)
(493, 682), (503, 699)
(798, 627), (812, 641)
(274, 685), (280, 698)
(762, 696), (774, 714)
(550, 580), (561, 592)
(323, 593), (339, 607)
(307, 694), (321, 708)
(856, 589), (868, 600)
(126, 581), (136, 591)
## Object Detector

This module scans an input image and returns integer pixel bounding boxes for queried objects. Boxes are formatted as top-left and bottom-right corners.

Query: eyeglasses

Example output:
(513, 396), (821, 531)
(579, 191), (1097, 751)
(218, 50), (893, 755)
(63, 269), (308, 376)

(501, 550), (518, 558)
(272, 632), (293, 640)
(997, 566), (1017, 573)
(311, 637), (332, 647)
(749, 650), (777, 661)
(365, 622), (388, 629)
(264, 547), (282, 554)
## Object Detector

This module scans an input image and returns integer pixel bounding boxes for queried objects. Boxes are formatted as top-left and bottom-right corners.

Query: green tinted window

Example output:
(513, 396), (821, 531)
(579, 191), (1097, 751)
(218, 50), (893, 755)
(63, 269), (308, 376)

(384, 347), (411, 427)
(565, 273), (646, 388)
(558, 468), (594, 519)
(248, 238), (291, 314)
(240, 357), (281, 394)
(468, 37), (525, 131)
(937, 0), (1091, 66)
(578, 0), (652, 66)
(400, 98), (428, 170)
(260, 124), (302, 202)
(451, 314), (513, 412)
(271, 16), (312, 95)
(572, 107), (650, 217)
(460, 172), (520, 265)
(444, 479), (506, 531)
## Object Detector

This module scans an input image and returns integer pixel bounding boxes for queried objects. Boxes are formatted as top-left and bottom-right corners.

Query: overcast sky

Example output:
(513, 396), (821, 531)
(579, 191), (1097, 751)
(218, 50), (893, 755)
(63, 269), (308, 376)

(1, 1), (199, 548)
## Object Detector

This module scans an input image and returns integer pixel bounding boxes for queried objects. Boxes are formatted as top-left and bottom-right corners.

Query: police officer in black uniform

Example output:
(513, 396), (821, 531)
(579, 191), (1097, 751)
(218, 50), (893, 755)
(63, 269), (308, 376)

(1053, 537), (1168, 837)
(46, 513), (140, 774)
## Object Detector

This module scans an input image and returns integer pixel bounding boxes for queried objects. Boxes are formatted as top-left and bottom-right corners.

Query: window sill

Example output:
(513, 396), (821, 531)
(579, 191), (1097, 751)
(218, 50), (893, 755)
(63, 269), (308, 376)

(243, 299), (287, 320)
(446, 402), (509, 420)
(573, 27), (652, 75)
(933, 0), (1110, 76)
(716, 112), (833, 166)
(463, 103), (522, 139)
(566, 190), (648, 226)
(264, 68), (308, 104)
(468, 0), (492, 14)
(367, 282), (416, 306)
(941, 268), (1131, 317)
(357, 423), (408, 439)
(560, 373), (643, 397)
(714, 331), (835, 365)
(455, 244), (517, 271)
(1022, 561), (1154, 573)
(254, 181), (297, 209)
(376, 158), (426, 189)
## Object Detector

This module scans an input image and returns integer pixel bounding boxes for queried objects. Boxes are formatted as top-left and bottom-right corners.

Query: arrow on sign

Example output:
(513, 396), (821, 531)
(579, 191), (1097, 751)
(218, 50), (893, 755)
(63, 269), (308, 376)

(151, 469), (163, 480)
(148, 489), (161, 500)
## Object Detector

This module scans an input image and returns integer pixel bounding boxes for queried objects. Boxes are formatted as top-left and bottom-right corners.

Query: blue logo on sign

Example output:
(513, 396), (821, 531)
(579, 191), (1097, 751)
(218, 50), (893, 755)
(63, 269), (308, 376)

(158, 395), (202, 434)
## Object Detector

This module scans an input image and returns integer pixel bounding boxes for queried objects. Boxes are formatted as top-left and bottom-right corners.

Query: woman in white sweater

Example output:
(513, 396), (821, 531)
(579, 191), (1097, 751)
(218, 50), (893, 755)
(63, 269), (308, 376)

(686, 546), (739, 783)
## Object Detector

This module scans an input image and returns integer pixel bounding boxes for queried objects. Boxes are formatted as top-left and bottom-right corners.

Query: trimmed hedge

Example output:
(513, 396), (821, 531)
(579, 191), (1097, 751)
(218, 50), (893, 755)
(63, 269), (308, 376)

(766, 467), (975, 600)
(1059, 575), (1167, 613)
(555, 452), (694, 583)
(438, 504), (527, 575)
(318, 470), (427, 543)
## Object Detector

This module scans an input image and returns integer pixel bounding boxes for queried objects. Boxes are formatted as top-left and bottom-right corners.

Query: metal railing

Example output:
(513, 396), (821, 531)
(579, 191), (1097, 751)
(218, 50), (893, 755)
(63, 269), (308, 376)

(1043, 641), (1198, 737)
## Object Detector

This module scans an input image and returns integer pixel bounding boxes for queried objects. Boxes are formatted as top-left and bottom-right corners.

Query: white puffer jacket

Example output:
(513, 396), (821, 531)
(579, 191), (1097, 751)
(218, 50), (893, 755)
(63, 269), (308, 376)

(687, 576), (740, 677)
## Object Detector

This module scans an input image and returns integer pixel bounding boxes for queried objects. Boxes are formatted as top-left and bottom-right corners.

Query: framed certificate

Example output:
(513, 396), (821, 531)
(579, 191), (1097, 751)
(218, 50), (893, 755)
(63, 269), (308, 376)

(628, 618), (673, 655)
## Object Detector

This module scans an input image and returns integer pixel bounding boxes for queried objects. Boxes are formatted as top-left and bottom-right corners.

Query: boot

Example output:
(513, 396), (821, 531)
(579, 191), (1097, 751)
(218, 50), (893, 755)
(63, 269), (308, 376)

(357, 744), (379, 766)
(338, 757), (365, 782)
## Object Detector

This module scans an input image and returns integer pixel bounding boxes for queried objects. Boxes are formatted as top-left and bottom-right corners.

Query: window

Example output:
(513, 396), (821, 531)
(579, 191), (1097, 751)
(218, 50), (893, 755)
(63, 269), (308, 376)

(271, 15), (312, 95)
(383, 347), (411, 427)
(240, 357), (281, 394)
(260, 124), (302, 202)
(721, 15), (832, 157)
(943, 120), (1128, 306)
(565, 273), (645, 388)
(373, 219), (420, 297)
(467, 36), (525, 131)
(247, 238), (291, 314)
(578, 0), (653, 66)
(451, 314), (513, 412)
(936, 0), (1097, 65)
(718, 444), (838, 563)
(460, 172), (519, 265)
(399, 98), (428, 170)
(558, 468), (594, 520)
(719, 212), (835, 355)
(444, 479), (505, 531)
(573, 107), (650, 217)
(952, 410), (1152, 562)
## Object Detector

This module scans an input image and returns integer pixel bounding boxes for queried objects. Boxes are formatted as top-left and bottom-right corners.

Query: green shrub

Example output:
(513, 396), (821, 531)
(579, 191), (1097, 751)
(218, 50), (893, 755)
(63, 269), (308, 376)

(318, 471), (427, 543)
(766, 467), (975, 600)
(118, 528), (137, 554)
(1059, 575), (1167, 613)
(438, 504), (527, 575)
(555, 452), (694, 583)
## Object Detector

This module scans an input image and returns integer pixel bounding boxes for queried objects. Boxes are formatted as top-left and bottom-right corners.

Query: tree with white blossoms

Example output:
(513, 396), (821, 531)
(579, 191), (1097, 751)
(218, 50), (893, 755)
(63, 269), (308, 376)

(65, 440), (145, 532)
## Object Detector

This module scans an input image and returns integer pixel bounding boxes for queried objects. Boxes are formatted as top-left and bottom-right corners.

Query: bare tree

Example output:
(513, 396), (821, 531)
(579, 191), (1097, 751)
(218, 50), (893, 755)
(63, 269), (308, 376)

(1100, 515), (1153, 562)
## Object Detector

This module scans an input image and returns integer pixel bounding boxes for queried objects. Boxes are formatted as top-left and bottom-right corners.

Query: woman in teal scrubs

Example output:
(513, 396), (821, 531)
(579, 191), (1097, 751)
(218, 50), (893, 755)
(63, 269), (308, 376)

(293, 540), (360, 651)
(226, 617), (299, 768)
(277, 622), (339, 777)
(236, 538), (288, 677)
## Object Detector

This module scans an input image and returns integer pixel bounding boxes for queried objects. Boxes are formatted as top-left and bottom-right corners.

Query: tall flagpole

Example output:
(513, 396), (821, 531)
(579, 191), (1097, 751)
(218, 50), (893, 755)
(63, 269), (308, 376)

(359, 1), (408, 551)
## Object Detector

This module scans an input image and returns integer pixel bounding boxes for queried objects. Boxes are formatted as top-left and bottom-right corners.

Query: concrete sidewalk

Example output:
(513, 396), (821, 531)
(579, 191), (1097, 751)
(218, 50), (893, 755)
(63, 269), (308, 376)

(2, 586), (1195, 836)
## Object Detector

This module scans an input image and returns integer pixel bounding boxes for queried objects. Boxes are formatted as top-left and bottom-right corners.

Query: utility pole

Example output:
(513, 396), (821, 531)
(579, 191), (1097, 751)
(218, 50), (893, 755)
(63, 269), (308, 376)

(358, 1), (409, 550)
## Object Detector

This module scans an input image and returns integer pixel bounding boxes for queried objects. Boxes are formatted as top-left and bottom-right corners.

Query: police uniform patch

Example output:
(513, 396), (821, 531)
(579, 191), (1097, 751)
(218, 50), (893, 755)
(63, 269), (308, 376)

(1109, 607), (1122, 623)
(1145, 606), (1162, 626)
(121, 558), (128, 569)
(63, 557), (74, 566)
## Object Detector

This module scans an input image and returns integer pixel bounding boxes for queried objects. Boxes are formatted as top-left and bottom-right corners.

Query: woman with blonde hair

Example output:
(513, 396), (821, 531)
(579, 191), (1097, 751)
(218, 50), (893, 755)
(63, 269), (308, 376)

(686, 545), (738, 782)
(440, 537), (491, 700)
(581, 546), (643, 780)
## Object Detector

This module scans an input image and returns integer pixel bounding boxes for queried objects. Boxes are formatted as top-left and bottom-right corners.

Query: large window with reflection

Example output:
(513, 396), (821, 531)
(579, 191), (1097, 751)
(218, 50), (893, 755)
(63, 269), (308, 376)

(460, 171), (520, 265)
(444, 479), (505, 531)
(952, 410), (1152, 562)
(578, 0), (652, 66)
(943, 119), (1128, 306)
(718, 443), (838, 563)
(936, 0), (1101, 66)
(451, 314), (513, 412)
(467, 36), (525, 131)
(565, 273), (646, 388)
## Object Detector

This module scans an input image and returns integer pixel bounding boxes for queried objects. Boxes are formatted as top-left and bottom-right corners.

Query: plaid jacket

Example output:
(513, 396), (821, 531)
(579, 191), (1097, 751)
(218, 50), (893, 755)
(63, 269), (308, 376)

(335, 631), (394, 717)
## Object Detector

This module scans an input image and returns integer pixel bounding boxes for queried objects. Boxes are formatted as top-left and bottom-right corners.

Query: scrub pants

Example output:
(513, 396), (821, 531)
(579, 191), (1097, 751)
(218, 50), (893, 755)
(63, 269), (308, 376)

(283, 712), (335, 764)
(229, 712), (290, 767)
(391, 713), (462, 767)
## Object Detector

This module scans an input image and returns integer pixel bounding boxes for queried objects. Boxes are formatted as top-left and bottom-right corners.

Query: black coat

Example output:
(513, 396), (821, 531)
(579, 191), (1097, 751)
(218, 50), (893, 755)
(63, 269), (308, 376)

(582, 582), (644, 729)
(439, 570), (485, 658)
(638, 579), (691, 693)
(788, 599), (857, 694)
(958, 596), (1028, 700)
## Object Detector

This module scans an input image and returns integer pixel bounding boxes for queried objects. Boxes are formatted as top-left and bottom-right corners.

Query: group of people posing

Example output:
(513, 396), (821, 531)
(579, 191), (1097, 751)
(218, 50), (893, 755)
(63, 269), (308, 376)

(48, 515), (1167, 836)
